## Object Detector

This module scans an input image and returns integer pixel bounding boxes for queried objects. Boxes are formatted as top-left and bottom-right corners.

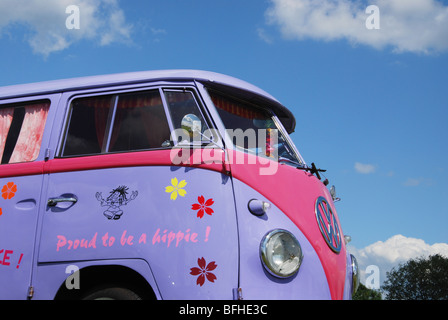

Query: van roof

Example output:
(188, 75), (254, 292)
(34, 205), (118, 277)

(0, 69), (295, 133)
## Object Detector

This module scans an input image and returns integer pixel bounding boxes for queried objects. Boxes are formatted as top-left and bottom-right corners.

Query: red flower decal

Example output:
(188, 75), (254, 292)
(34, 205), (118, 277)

(191, 196), (214, 219)
(0, 208), (2, 216)
(1, 182), (17, 200)
(190, 257), (217, 286)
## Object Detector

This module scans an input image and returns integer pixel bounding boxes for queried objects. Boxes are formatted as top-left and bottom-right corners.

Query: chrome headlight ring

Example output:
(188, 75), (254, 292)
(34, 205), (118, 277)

(350, 254), (360, 295)
(260, 229), (303, 279)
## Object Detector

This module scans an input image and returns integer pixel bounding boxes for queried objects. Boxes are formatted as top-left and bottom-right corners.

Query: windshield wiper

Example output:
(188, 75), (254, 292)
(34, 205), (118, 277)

(303, 163), (328, 185)
(306, 162), (326, 179)
(280, 159), (328, 185)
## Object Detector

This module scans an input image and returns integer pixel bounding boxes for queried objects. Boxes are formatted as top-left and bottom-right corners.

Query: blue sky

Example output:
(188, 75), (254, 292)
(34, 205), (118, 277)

(1, 0), (447, 286)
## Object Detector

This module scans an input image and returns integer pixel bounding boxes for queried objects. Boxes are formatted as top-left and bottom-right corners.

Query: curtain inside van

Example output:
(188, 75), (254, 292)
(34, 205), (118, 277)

(75, 92), (170, 153)
(9, 102), (50, 163)
(0, 108), (14, 161)
(210, 93), (265, 120)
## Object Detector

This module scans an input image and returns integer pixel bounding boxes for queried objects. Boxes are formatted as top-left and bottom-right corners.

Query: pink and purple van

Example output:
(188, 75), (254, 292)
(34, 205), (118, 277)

(0, 70), (358, 300)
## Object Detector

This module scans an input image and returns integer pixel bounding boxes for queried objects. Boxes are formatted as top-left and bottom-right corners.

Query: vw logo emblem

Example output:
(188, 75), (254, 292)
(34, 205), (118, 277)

(315, 196), (342, 253)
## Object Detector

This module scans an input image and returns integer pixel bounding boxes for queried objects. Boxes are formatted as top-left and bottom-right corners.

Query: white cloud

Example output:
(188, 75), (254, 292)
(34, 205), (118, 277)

(257, 27), (274, 44)
(0, 0), (133, 57)
(403, 177), (423, 187)
(348, 235), (448, 288)
(354, 162), (376, 174)
(150, 28), (167, 36)
(265, 0), (448, 54)
(402, 177), (434, 187)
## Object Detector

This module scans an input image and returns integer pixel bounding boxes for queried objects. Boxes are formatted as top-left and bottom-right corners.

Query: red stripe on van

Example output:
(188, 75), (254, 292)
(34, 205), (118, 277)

(0, 162), (44, 178)
(0, 149), (228, 178)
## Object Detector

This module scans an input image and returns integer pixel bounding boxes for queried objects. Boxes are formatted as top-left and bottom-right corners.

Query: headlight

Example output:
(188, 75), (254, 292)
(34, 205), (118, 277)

(350, 254), (360, 295)
(260, 229), (303, 278)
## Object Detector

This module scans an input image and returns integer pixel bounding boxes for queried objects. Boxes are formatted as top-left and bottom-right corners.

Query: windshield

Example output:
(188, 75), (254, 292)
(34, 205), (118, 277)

(208, 90), (304, 166)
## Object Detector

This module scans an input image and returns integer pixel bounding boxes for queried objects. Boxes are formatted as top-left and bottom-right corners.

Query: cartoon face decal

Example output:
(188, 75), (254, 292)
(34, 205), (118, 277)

(96, 186), (138, 220)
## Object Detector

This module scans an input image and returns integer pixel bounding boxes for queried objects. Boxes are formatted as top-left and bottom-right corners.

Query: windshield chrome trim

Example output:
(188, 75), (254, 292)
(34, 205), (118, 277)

(271, 114), (305, 166)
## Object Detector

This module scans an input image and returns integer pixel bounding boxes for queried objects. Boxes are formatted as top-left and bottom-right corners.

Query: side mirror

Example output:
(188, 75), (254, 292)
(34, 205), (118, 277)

(179, 114), (223, 150)
(181, 114), (202, 138)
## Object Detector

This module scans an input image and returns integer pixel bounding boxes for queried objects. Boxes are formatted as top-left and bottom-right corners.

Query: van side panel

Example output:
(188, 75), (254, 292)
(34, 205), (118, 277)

(0, 94), (59, 299)
(38, 157), (239, 299)
(0, 175), (43, 299)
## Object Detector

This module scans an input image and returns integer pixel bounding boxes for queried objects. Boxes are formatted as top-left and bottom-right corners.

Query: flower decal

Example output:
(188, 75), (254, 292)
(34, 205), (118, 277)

(190, 257), (217, 286)
(191, 196), (214, 219)
(2, 182), (17, 200)
(0, 208), (2, 216)
(165, 178), (187, 200)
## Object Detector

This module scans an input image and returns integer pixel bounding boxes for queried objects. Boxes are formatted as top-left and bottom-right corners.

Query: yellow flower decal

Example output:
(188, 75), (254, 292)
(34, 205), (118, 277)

(165, 178), (187, 200)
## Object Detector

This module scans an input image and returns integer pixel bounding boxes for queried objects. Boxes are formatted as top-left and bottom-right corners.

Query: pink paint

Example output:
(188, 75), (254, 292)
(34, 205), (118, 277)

(120, 230), (134, 246)
(16, 253), (23, 269)
(56, 233), (98, 251)
(0, 249), (13, 266)
(0, 149), (226, 179)
(0, 250), (24, 270)
(230, 150), (347, 300)
(205, 226), (211, 242)
(152, 228), (198, 248)
(55, 227), (211, 253)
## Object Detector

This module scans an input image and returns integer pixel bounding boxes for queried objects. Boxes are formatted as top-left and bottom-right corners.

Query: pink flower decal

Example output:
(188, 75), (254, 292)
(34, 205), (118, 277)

(190, 257), (217, 286)
(2, 182), (17, 200)
(191, 196), (214, 219)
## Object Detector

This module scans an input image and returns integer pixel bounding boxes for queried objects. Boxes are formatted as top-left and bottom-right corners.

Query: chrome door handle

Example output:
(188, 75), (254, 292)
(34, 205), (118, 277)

(47, 197), (78, 207)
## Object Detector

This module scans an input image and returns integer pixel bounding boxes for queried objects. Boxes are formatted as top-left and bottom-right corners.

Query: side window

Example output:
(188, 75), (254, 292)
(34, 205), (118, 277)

(0, 100), (50, 164)
(62, 95), (114, 156)
(109, 91), (171, 152)
(61, 90), (172, 157)
(164, 90), (211, 143)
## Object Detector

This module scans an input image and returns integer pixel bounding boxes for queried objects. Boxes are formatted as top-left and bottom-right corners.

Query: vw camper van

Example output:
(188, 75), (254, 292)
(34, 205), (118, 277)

(0, 70), (358, 300)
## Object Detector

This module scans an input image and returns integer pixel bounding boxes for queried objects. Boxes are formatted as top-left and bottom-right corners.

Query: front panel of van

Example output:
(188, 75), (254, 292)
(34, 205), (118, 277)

(198, 84), (352, 299)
